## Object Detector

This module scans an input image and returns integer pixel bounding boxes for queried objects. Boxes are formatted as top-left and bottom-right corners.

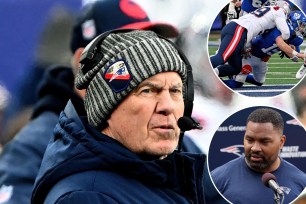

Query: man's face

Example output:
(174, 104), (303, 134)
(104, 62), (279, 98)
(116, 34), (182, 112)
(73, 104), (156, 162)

(244, 121), (286, 172)
(298, 22), (306, 36)
(104, 72), (184, 157)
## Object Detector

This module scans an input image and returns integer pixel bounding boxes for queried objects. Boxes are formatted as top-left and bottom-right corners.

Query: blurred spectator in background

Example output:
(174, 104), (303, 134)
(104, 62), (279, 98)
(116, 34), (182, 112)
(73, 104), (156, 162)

(0, 7), (76, 146)
(0, 1), (80, 96)
(0, 66), (75, 204)
(0, 84), (9, 152)
(135, 0), (204, 32)
(225, 0), (241, 24)
(0, 7), (76, 204)
(291, 77), (306, 127)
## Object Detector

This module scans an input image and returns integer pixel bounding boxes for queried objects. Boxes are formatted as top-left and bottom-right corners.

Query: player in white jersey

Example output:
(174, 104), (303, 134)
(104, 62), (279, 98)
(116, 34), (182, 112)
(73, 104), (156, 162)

(233, 4), (290, 48)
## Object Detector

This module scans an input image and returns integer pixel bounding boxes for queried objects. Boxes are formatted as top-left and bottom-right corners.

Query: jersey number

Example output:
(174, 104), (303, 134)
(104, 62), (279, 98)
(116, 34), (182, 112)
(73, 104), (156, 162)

(261, 44), (279, 55)
(252, 7), (270, 17)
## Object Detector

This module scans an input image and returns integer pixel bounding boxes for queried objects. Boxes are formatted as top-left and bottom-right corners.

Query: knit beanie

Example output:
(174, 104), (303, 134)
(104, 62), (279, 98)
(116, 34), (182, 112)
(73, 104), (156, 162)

(75, 30), (187, 129)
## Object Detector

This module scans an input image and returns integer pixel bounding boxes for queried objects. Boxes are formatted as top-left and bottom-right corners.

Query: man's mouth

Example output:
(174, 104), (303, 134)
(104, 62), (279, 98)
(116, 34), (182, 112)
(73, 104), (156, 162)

(250, 154), (264, 162)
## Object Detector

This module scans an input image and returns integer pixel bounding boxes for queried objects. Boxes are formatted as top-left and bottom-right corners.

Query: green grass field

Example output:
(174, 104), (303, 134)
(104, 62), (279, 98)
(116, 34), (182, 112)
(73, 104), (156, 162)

(208, 32), (304, 85)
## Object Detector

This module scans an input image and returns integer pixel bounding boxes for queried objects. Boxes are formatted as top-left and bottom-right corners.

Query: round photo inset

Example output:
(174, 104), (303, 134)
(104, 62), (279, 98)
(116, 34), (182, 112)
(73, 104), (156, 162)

(208, 0), (306, 97)
(208, 106), (306, 204)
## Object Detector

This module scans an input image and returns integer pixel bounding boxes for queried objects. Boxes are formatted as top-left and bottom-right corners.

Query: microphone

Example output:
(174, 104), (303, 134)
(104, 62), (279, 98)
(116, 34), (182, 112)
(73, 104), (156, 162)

(262, 173), (284, 195)
(177, 116), (203, 131)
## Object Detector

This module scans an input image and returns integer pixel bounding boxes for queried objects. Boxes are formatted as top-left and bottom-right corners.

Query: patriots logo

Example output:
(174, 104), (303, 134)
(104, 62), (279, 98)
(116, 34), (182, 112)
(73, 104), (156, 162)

(82, 19), (96, 40)
(220, 145), (245, 157)
(104, 60), (132, 93)
(0, 185), (13, 203)
(286, 119), (302, 127)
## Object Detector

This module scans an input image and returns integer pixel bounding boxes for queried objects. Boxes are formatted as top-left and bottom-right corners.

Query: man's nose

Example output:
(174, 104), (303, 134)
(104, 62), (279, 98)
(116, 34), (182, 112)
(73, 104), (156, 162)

(155, 90), (176, 115)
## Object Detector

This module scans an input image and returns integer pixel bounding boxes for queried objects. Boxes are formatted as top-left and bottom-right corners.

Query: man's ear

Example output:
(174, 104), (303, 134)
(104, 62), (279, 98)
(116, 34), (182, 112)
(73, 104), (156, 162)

(75, 48), (84, 63)
(71, 48), (85, 74)
(280, 134), (286, 149)
(72, 47), (86, 99)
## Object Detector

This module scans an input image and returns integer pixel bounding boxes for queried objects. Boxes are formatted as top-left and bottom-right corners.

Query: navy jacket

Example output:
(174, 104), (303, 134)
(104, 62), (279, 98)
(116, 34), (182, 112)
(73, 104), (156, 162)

(31, 101), (207, 204)
(0, 66), (75, 204)
(0, 111), (59, 204)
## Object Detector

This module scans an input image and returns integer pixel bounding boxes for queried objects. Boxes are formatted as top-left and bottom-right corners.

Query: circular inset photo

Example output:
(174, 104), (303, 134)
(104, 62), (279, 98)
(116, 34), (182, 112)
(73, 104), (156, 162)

(208, 106), (306, 204)
(208, 0), (306, 97)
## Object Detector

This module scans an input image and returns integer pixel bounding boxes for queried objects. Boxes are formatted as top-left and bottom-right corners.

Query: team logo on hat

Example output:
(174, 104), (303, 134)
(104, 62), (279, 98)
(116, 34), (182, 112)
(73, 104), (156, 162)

(104, 59), (132, 92)
(82, 19), (96, 40)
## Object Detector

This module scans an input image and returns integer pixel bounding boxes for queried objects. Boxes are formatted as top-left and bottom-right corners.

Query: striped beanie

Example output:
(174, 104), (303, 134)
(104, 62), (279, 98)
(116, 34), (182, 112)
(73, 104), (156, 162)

(75, 30), (187, 129)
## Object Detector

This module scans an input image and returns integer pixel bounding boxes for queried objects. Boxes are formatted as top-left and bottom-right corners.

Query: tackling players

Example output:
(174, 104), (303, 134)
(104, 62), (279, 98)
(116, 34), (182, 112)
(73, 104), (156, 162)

(210, 1), (291, 78)
(224, 10), (306, 88)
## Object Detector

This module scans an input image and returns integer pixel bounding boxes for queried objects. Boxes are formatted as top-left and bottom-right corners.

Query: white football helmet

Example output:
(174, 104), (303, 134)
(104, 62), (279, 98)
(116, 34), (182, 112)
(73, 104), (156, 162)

(275, 0), (291, 17)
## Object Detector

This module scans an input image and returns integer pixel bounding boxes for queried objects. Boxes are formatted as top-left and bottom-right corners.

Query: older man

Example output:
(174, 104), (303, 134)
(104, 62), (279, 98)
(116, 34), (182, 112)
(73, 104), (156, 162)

(31, 30), (206, 204)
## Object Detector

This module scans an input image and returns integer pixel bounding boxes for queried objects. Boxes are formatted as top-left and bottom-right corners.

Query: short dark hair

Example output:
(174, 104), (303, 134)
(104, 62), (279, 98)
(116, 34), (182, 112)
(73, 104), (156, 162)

(247, 108), (284, 133)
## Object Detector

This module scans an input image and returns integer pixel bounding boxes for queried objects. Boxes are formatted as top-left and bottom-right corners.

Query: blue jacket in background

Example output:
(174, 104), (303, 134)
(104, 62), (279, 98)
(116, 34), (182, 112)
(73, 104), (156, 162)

(0, 111), (59, 204)
(31, 101), (207, 204)
(0, 66), (75, 204)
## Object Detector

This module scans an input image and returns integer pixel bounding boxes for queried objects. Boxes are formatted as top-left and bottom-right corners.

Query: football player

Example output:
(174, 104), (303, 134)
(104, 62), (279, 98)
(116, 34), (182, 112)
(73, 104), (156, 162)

(223, 10), (306, 88)
(293, 11), (306, 79)
(210, 1), (293, 78)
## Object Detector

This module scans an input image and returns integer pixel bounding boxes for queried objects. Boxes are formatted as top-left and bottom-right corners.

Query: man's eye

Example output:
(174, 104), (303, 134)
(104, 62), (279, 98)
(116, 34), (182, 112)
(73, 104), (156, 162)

(170, 88), (182, 94)
(262, 140), (270, 144)
(141, 88), (152, 93)
(245, 138), (253, 143)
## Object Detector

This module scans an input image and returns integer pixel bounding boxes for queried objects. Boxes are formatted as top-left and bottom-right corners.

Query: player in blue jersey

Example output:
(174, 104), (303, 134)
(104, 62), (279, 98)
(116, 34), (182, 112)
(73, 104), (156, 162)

(293, 10), (306, 79)
(223, 10), (306, 88)
(211, 108), (306, 204)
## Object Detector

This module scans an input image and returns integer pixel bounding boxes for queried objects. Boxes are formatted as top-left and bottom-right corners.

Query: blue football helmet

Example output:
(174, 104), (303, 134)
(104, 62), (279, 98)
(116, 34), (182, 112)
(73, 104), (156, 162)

(289, 10), (306, 37)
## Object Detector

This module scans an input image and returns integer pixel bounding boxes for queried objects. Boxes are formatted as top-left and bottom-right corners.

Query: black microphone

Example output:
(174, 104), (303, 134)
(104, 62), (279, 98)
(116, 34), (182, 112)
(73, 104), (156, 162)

(262, 173), (284, 195)
(177, 116), (203, 131)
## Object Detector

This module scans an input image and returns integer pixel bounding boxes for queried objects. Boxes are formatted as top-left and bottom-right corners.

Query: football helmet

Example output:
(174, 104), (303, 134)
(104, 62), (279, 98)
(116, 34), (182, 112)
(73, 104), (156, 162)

(275, 0), (291, 17)
(289, 10), (306, 37)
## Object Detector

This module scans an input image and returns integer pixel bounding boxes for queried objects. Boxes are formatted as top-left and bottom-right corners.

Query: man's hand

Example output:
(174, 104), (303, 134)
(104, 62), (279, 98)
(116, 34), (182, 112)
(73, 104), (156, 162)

(279, 44), (296, 59)
(290, 55), (299, 62)
(279, 51), (288, 59)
